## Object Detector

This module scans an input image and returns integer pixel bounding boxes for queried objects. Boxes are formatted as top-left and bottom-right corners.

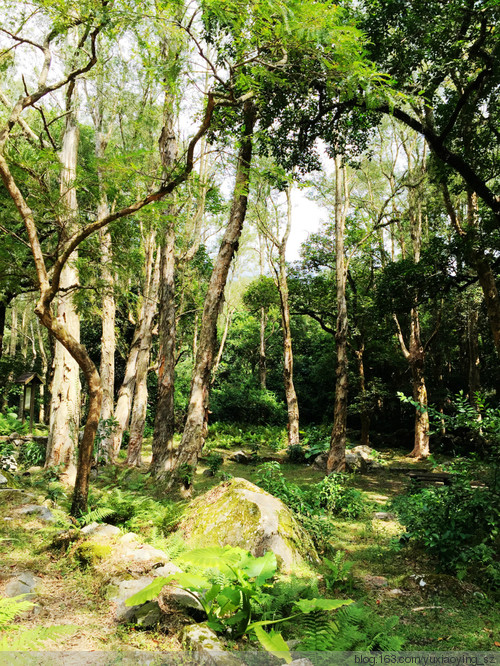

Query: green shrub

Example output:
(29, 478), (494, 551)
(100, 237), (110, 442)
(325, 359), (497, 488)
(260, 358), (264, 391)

(210, 383), (286, 426)
(0, 410), (27, 436)
(205, 453), (224, 475)
(18, 438), (45, 467)
(392, 463), (500, 586)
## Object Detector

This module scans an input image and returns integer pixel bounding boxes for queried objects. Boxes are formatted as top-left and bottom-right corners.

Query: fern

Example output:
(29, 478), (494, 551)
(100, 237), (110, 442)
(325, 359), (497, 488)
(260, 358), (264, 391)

(0, 596), (77, 651)
(78, 506), (115, 526)
(331, 604), (404, 651)
(0, 595), (34, 630)
(297, 610), (338, 651)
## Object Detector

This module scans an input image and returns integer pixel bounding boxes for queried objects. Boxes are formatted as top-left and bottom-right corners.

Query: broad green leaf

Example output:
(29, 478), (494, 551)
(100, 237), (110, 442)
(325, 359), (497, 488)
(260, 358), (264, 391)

(253, 626), (292, 664)
(125, 576), (174, 606)
(178, 546), (247, 572)
(239, 551), (277, 584)
(294, 598), (354, 613)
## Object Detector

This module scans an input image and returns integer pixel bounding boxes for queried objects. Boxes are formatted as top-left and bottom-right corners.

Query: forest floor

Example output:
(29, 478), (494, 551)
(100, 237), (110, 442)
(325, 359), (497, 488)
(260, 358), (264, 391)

(1, 426), (499, 655)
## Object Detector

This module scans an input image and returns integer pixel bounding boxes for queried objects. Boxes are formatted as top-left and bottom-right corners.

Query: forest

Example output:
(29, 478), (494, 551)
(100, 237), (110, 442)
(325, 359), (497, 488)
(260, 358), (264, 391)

(0, 0), (499, 660)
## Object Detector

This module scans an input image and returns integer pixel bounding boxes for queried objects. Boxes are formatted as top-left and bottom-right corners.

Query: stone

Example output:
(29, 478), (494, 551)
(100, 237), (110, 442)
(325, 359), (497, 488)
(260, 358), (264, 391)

(0, 488), (36, 505)
(134, 601), (162, 628)
(345, 452), (365, 472)
(229, 450), (253, 464)
(373, 512), (396, 521)
(17, 504), (56, 522)
(81, 522), (121, 537)
(289, 660), (314, 666)
(152, 562), (182, 577)
(0, 472), (8, 486)
(182, 623), (242, 666)
(26, 466), (43, 475)
(108, 576), (154, 623)
(363, 575), (389, 589)
(5, 571), (41, 599)
(203, 469), (215, 477)
(177, 478), (320, 572)
(159, 585), (203, 611)
(312, 452), (328, 471)
(386, 588), (404, 597)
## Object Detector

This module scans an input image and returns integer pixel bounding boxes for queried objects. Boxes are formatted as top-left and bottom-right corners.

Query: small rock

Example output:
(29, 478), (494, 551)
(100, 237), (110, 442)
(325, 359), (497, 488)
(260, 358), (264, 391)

(119, 532), (140, 546)
(290, 660), (314, 666)
(387, 588), (404, 597)
(152, 562), (182, 577)
(229, 450), (253, 464)
(182, 623), (242, 666)
(134, 601), (162, 628)
(26, 466), (43, 475)
(0, 472), (8, 486)
(160, 586), (203, 611)
(363, 575), (389, 589)
(203, 469), (215, 477)
(313, 452), (328, 471)
(108, 576), (154, 623)
(81, 522), (121, 537)
(373, 512), (396, 521)
(17, 504), (56, 522)
(5, 571), (41, 599)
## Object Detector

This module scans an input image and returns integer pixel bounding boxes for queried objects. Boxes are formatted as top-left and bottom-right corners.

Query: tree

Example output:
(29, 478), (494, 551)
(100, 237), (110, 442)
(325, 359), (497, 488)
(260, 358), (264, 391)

(0, 1), (216, 513)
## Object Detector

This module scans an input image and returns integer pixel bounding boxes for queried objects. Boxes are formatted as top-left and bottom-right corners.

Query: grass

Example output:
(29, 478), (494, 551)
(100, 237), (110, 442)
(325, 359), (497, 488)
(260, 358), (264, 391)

(1, 422), (499, 653)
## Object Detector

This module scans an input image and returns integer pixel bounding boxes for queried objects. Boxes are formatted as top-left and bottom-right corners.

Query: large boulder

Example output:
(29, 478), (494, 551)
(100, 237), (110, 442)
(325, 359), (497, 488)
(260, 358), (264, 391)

(176, 478), (319, 572)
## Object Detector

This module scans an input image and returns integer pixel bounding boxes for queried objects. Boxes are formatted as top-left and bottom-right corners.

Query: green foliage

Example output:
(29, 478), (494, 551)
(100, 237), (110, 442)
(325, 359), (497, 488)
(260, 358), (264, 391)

(297, 603), (404, 651)
(93, 417), (119, 464)
(0, 595), (76, 651)
(392, 469), (500, 586)
(0, 410), (27, 436)
(205, 453), (224, 475)
(0, 439), (14, 457)
(210, 382), (286, 426)
(126, 544), (353, 658)
(80, 488), (184, 535)
(317, 474), (366, 519)
(323, 552), (354, 593)
(18, 438), (45, 467)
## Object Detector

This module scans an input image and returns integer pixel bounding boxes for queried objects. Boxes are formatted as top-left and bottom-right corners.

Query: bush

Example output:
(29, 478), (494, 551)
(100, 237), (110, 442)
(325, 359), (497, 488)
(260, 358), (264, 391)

(392, 462), (500, 586)
(210, 382), (286, 426)
(0, 410), (27, 436)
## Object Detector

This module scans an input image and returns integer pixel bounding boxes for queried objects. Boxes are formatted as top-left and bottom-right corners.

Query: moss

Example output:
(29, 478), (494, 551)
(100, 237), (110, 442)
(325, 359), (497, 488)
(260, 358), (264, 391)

(74, 542), (112, 567)
(177, 478), (319, 573)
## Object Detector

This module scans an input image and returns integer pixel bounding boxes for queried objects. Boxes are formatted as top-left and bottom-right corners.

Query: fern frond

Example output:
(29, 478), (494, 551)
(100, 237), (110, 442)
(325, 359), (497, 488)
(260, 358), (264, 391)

(0, 596), (34, 630)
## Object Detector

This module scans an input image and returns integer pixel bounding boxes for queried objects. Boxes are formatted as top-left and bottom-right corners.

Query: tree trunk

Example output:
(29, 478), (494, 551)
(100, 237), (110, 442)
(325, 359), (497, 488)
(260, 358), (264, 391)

(355, 342), (370, 448)
(126, 324), (153, 466)
(8, 301), (17, 356)
(0, 299), (6, 359)
(408, 310), (430, 458)
(46, 93), (81, 483)
(278, 188), (299, 448)
(36, 319), (48, 423)
(259, 306), (267, 390)
(110, 244), (160, 460)
(327, 156), (348, 474)
(167, 102), (256, 491)
(96, 130), (116, 452)
(150, 224), (176, 474)
(211, 306), (234, 385)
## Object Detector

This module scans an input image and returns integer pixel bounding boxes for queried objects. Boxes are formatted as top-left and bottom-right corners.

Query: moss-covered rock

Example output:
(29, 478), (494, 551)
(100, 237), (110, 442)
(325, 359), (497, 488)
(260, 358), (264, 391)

(176, 478), (319, 572)
(74, 541), (112, 567)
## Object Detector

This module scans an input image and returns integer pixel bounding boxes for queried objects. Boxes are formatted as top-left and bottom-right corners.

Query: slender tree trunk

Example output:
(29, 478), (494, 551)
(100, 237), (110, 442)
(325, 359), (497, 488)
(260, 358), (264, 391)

(111, 245), (160, 460)
(150, 227), (176, 474)
(474, 256), (500, 354)
(36, 320), (48, 423)
(126, 324), (154, 466)
(259, 306), (267, 390)
(166, 102), (256, 491)
(46, 89), (81, 483)
(408, 310), (430, 458)
(355, 342), (370, 447)
(211, 306), (235, 385)
(0, 300), (6, 360)
(9, 301), (17, 356)
(96, 125), (116, 452)
(467, 301), (481, 404)
(327, 157), (348, 474)
(278, 188), (300, 448)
